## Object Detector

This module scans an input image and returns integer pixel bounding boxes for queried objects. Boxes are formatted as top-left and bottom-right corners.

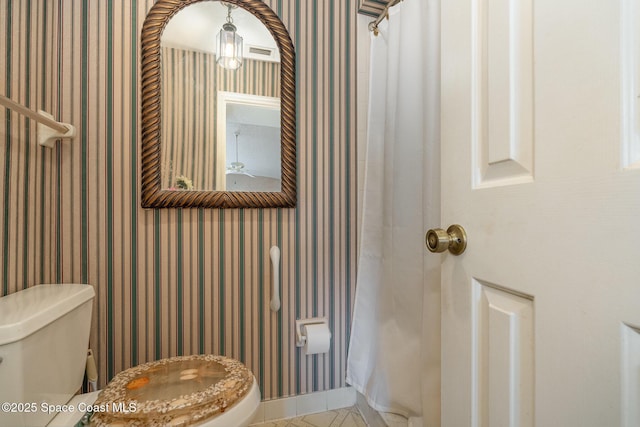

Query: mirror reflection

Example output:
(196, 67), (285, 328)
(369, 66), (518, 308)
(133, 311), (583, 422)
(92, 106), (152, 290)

(159, 1), (282, 192)
(217, 92), (281, 191)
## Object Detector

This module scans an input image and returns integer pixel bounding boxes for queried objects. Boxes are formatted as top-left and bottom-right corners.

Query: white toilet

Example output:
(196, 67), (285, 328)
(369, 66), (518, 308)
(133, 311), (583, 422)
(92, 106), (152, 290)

(0, 284), (260, 427)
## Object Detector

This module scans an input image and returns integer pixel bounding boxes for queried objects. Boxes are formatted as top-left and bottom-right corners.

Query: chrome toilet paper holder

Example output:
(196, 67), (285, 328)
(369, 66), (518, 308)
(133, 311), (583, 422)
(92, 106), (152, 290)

(295, 317), (328, 347)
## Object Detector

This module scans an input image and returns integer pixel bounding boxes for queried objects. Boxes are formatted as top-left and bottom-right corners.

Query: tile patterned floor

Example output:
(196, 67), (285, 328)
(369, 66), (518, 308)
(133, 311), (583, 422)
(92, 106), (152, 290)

(380, 412), (408, 427)
(251, 406), (367, 427)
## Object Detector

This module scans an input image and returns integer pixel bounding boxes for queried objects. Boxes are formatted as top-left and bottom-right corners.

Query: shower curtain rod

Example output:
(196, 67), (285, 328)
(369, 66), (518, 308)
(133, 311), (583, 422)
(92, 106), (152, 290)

(368, 0), (403, 35)
(0, 94), (76, 147)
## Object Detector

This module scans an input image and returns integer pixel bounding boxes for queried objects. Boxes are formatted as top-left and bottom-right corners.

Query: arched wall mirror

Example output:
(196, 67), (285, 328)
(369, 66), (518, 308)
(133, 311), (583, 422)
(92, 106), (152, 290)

(140, 0), (296, 208)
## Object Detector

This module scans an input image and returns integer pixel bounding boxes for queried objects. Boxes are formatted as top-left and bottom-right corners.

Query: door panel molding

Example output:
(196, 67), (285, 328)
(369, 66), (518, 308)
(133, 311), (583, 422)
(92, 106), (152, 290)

(472, 279), (535, 427)
(621, 0), (640, 169)
(471, 0), (534, 188)
(622, 323), (640, 427)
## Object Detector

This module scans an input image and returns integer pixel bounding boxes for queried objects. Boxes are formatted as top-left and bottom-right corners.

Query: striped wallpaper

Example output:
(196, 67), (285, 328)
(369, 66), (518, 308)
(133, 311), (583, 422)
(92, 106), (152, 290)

(161, 47), (280, 190)
(0, 0), (357, 401)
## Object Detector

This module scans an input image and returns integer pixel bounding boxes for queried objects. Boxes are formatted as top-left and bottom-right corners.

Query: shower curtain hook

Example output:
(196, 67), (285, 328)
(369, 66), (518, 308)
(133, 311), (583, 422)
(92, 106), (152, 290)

(368, 21), (379, 36)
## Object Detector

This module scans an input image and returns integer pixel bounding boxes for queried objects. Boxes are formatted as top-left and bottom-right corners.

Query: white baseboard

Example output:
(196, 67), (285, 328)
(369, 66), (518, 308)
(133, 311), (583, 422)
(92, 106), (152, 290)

(249, 387), (357, 425)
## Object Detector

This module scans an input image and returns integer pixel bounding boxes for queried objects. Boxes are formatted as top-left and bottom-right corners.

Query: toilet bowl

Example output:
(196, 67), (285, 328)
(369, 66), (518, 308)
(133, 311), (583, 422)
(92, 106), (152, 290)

(0, 284), (260, 427)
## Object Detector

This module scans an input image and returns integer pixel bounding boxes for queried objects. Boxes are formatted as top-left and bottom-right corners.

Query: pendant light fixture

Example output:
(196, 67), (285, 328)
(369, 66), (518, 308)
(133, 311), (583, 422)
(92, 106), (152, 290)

(216, 2), (243, 70)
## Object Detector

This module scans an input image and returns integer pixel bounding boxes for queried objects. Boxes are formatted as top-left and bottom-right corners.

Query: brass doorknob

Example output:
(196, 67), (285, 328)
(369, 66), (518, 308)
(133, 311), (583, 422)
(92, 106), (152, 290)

(425, 224), (467, 255)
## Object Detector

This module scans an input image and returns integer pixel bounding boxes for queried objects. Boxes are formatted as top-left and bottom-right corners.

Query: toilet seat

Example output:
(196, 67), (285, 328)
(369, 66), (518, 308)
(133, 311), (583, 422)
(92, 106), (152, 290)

(91, 355), (257, 427)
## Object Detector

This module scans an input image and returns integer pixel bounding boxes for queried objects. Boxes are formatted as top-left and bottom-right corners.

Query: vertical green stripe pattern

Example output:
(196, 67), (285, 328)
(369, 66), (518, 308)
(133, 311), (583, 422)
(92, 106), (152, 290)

(0, 0), (358, 397)
(106, 0), (115, 381)
(130, 0), (139, 367)
(2, 0), (12, 296)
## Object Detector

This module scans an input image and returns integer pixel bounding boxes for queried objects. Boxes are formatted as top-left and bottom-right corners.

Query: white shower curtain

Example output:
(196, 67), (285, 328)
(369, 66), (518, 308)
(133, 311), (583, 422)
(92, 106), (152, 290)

(347, 0), (437, 424)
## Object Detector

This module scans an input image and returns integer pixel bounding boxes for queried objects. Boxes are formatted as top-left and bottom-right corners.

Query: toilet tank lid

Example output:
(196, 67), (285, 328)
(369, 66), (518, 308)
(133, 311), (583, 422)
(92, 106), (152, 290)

(0, 284), (95, 346)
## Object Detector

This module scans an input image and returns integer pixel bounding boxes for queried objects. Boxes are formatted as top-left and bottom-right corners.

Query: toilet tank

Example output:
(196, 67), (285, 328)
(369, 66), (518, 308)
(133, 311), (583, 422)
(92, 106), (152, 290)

(0, 284), (94, 427)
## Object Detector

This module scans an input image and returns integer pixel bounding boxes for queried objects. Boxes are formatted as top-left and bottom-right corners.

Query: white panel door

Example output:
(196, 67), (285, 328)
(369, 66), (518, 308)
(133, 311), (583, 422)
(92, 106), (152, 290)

(440, 0), (640, 426)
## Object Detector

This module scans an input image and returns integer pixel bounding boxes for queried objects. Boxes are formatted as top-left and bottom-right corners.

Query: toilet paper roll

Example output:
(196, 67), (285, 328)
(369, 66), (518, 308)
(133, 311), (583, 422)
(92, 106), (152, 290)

(303, 323), (332, 355)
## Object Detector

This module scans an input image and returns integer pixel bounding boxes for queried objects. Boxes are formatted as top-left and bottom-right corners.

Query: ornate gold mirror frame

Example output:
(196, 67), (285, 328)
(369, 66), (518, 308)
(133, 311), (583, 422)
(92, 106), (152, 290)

(140, 0), (296, 208)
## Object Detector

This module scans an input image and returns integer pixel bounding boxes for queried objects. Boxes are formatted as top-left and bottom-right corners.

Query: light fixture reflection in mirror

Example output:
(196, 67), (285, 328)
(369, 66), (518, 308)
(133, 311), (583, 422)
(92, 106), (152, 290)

(140, 0), (296, 208)
(216, 2), (243, 70)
